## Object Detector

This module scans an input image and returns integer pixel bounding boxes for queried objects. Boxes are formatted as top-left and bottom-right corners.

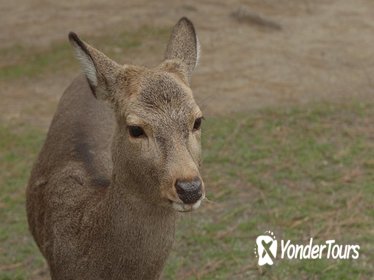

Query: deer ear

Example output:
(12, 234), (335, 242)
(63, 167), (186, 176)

(68, 32), (122, 100)
(164, 17), (200, 82)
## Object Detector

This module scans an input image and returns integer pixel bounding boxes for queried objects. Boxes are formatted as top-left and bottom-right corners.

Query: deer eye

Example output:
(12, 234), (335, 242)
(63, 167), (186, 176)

(193, 117), (203, 131)
(128, 126), (145, 138)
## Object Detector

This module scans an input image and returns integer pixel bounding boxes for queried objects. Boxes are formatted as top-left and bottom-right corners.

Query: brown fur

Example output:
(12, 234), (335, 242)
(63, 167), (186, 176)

(26, 17), (204, 280)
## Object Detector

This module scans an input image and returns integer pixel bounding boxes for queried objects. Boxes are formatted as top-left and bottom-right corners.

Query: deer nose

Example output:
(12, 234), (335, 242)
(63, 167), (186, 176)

(175, 177), (202, 204)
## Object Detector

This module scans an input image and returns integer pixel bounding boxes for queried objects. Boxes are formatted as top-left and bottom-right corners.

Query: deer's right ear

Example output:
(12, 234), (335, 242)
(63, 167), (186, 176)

(68, 32), (122, 100)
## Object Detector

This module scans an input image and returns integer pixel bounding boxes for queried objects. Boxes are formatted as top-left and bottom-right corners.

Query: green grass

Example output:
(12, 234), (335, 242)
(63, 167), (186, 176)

(0, 25), (169, 81)
(165, 101), (374, 279)
(0, 125), (46, 279)
(0, 101), (373, 279)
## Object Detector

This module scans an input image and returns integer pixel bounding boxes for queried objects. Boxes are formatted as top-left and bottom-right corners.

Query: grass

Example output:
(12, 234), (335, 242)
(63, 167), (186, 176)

(0, 25), (170, 81)
(166, 101), (374, 279)
(0, 100), (373, 279)
(0, 125), (46, 279)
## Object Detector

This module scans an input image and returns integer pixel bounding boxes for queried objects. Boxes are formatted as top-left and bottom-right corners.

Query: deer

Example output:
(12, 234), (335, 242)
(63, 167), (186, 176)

(26, 17), (205, 280)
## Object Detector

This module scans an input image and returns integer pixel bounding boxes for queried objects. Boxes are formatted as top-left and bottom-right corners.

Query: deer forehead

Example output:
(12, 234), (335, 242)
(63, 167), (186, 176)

(124, 70), (201, 126)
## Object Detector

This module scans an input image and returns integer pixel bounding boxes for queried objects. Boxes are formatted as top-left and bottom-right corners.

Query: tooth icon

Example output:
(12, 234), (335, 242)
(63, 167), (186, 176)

(256, 232), (277, 266)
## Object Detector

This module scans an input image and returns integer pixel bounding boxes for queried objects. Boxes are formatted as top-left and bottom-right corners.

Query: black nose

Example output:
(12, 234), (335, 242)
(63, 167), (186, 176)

(175, 177), (202, 204)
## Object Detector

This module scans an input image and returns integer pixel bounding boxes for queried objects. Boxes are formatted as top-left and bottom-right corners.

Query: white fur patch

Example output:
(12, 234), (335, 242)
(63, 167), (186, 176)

(72, 42), (98, 87)
(195, 34), (201, 68)
(172, 196), (204, 212)
(192, 199), (201, 210)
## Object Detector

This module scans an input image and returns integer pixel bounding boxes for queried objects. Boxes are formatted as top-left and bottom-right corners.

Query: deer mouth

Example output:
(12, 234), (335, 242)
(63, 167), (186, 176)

(169, 195), (204, 212)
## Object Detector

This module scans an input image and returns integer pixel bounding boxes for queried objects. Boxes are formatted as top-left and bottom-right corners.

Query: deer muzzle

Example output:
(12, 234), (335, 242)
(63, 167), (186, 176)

(175, 177), (203, 204)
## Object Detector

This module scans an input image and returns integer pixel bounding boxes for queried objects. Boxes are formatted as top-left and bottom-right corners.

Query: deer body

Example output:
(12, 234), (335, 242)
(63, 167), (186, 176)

(26, 18), (204, 280)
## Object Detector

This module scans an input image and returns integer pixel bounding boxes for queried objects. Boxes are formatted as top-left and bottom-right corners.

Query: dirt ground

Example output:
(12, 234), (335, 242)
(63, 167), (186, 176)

(1, 0), (374, 129)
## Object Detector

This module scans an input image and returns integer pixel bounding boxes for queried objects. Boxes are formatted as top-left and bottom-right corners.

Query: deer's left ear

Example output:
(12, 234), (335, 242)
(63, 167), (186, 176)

(68, 32), (122, 100)
(164, 17), (200, 82)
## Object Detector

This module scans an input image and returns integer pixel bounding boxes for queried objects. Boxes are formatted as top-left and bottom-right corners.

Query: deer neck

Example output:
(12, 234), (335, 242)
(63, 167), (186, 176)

(105, 162), (177, 234)
(89, 167), (176, 276)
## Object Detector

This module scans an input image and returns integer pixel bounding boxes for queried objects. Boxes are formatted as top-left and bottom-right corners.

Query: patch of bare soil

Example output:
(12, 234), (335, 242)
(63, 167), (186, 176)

(1, 0), (374, 129)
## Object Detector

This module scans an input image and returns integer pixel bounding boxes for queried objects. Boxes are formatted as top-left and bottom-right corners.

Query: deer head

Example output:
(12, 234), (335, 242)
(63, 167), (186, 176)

(69, 18), (205, 212)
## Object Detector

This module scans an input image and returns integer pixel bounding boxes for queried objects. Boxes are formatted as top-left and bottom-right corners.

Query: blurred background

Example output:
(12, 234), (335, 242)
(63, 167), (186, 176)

(0, 0), (373, 279)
